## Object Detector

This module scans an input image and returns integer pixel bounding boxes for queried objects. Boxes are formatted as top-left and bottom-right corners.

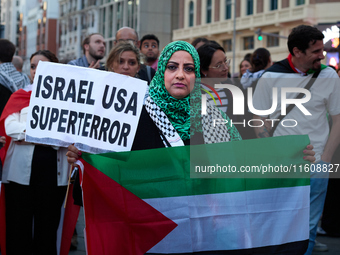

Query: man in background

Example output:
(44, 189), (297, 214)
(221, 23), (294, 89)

(0, 39), (30, 115)
(252, 25), (340, 254)
(140, 34), (160, 70)
(12, 56), (30, 82)
(68, 33), (106, 70)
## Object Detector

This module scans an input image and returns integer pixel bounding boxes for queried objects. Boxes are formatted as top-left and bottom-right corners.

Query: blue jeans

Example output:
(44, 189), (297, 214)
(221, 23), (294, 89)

(304, 161), (329, 255)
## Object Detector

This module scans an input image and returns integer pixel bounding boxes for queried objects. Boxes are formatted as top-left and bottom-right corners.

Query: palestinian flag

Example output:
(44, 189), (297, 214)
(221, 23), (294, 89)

(78, 135), (310, 255)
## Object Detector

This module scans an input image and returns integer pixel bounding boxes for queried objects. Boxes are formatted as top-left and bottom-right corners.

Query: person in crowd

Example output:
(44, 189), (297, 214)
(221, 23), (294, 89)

(240, 48), (271, 90)
(197, 41), (234, 118)
(0, 39), (30, 116)
(114, 27), (156, 84)
(252, 25), (340, 254)
(140, 34), (160, 70)
(107, 42), (141, 77)
(12, 56), (30, 83)
(12, 56), (24, 73)
(0, 40), (30, 178)
(68, 33), (106, 70)
(191, 37), (209, 50)
(0, 50), (69, 255)
(238, 58), (251, 79)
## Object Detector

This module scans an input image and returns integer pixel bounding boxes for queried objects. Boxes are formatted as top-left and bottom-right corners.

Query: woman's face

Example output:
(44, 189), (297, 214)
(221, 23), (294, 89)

(240, 60), (251, 75)
(110, 51), (140, 77)
(164, 51), (196, 99)
(203, 49), (229, 79)
(30, 55), (50, 82)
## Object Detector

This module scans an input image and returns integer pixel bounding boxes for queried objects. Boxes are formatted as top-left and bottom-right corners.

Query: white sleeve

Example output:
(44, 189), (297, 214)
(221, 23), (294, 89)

(4, 110), (27, 141)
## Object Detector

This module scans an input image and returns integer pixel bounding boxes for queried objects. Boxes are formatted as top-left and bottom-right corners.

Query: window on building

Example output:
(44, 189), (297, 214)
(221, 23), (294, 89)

(127, 0), (137, 29)
(223, 39), (232, 52)
(267, 32), (279, 47)
(206, 0), (212, 24)
(246, 0), (253, 15)
(225, 0), (232, 20)
(74, 18), (77, 31)
(108, 6), (113, 38)
(102, 8), (106, 36)
(270, 0), (278, 10)
(189, 1), (194, 27)
(116, 2), (123, 31)
(68, 18), (73, 32)
(296, 0), (305, 5)
(243, 36), (254, 50)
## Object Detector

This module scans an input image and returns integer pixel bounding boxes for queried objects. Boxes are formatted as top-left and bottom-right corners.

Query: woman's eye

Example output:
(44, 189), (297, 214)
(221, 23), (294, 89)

(129, 61), (136, 66)
(184, 66), (195, 72)
(30, 65), (36, 70)
(167, 65), (177, 71)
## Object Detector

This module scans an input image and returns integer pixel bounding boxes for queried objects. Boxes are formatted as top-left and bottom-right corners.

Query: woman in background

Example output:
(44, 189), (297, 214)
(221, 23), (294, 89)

(239, 58), (251, 79)
(197, 42), (234, 118)
(106, 42), (141, 78)
(0, 50), (69, 255)
(240, 47), (271, 90)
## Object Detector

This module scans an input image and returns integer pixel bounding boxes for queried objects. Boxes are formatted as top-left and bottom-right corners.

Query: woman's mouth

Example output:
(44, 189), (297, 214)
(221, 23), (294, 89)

(173, 83), (186, 87)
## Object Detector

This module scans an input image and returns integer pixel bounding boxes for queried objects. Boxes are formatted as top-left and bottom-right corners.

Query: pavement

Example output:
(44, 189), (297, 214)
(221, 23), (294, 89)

(69, 210), (340, 255)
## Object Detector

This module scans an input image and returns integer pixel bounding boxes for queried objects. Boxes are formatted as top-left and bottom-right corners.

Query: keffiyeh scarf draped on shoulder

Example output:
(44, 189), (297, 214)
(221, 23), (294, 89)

(0, 63), (30, 92)
(148, 41), (201, 141)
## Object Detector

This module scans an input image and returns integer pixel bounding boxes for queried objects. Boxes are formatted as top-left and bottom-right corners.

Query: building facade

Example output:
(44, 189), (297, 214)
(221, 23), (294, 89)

(58, 0), (179, 63)
(174, 0), (340, 75)
(0, 0), (59, 75)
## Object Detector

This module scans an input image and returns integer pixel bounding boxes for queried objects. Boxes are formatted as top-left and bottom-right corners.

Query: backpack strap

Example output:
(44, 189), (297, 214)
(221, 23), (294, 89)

(269, 70), (320, 136)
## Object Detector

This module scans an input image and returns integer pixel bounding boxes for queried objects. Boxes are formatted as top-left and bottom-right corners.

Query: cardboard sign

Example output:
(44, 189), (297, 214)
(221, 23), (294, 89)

(25, 61), (147, 153)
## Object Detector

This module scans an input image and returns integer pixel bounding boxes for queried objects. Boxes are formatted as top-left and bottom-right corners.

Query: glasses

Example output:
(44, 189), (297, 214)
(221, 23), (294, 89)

(209, 59), (231, 70)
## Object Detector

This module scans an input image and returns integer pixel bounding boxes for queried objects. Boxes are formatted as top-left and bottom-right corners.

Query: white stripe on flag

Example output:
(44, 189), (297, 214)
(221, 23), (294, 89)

(145, 186), (310, 253)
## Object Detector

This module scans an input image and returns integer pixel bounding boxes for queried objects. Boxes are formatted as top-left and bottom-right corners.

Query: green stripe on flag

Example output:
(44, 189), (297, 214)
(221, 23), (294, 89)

(82, 135), (310, 200)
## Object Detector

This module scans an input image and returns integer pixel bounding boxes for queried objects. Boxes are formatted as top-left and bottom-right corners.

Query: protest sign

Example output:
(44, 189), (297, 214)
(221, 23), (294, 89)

(25, 61), (147, 154)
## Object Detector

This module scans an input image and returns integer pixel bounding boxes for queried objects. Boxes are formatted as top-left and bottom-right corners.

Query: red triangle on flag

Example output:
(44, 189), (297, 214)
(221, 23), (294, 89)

(80, 160), (177, 255)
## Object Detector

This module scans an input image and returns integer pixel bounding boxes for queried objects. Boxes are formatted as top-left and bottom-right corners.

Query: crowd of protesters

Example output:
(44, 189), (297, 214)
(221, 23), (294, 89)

(0, 24), (339, 255)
